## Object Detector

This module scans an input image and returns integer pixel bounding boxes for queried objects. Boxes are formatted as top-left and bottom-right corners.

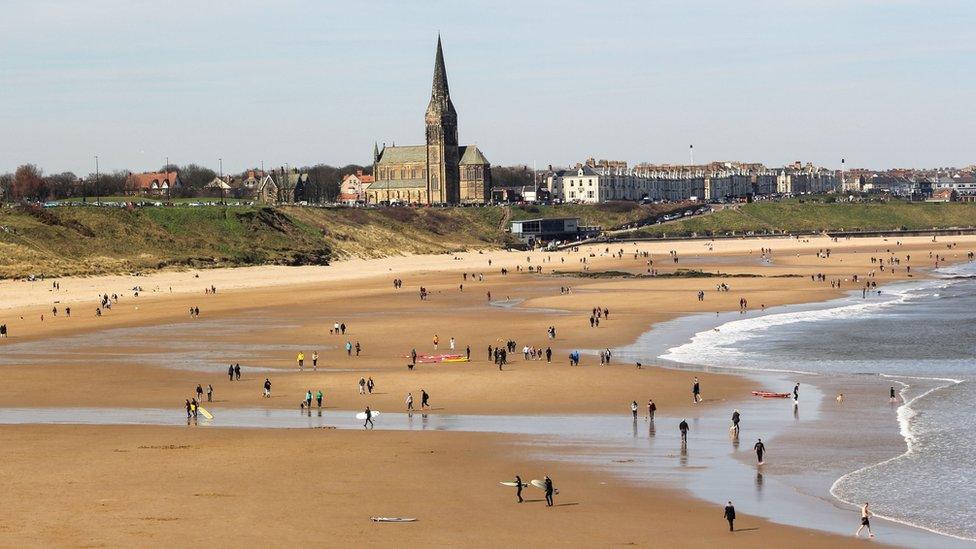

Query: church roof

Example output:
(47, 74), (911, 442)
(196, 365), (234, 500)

(432, 35), (450, 98)
(459, 146), (489, 165)
(376, 145), (427, 165)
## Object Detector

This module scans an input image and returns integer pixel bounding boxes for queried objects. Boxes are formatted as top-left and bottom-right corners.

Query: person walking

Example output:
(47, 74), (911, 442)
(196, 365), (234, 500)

(305, 390), (313, 409)
(855, 502), (875, 538)
(228, 364), (234, 381)
(196, 384), (204, 402)
(345, 341), (352, 356)
(421, 389), (430, 410)
(367, 377), (375, 394)
(316, 389), (323, 408)
(206, 384), (213, 402)
(234, 364), (241, 380)
(544, 475), (554, 507)
(263, 378), (272, 398)
(754, 438), (766, 464)
(679, 419), (689, 445)
(433, 334), (439, 351)
(312, 351), (318, 370)
(731, 409), (741, 437)
(647, 399), (656, 420)
(405, 392), (414, 411)
(358, 377), (366, 395)
(724, 501), (736, 532)
(363, 406), (374, 429)
(631, 400), (639, 420)
(692, 377), (702, 403)
(297, 351), (304, 371)
(514, 474), (524, 503)
(449, 337), (455, 351)
(545, 347), (552, 363)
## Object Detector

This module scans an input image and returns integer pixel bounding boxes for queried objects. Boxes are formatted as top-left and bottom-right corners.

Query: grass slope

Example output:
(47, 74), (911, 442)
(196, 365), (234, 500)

(639, 201), (976, 237)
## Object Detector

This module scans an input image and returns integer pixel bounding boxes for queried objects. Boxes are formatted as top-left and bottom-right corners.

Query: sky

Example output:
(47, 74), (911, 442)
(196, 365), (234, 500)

(0, 0), (973, 176)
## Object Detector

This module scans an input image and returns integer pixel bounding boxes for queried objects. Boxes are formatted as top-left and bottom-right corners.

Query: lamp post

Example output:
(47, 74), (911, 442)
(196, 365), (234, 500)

(94, 155), (100, 205)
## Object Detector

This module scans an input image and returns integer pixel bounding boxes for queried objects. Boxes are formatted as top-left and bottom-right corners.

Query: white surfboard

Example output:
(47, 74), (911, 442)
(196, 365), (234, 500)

(356, 411), (381, 420)
(499, 481), (527, 487)
(530, 479), (559, 494)
(371, 517), (416, 522)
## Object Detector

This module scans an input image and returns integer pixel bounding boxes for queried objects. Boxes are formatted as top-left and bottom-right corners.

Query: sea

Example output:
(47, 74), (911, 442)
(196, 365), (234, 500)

(659, 260), (976, 542)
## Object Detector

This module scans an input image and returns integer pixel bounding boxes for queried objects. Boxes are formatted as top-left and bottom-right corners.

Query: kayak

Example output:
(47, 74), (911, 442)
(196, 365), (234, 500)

(751, 391), (791, 398)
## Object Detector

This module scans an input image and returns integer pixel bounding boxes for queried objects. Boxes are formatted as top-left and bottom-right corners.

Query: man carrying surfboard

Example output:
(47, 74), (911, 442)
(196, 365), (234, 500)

(515, 474), (524, 503)
(544, 476), (554, 507)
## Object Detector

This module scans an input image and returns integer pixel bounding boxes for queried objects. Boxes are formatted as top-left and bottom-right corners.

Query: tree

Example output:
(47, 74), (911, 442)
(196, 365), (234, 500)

(45, 171), (79, 199)
(12, 164), (47, 201)
(177, 164), (217, 196)
(491, 165), (535, 189)
(0, 173), (12, 202)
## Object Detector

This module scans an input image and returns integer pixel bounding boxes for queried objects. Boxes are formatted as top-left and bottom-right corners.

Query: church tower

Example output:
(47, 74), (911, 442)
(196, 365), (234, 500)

(425, 36), (460, 203)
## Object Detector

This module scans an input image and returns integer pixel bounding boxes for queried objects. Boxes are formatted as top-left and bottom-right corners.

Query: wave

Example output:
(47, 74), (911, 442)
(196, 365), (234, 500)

(829, 376), (971, 542)
(659, 279), (937, 368)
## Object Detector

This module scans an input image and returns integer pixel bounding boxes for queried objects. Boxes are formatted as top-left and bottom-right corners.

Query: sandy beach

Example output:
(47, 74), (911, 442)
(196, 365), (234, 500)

(2, 233), (973, 546)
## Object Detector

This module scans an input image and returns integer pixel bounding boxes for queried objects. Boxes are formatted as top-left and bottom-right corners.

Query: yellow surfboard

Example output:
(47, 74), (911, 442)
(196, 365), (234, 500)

(198, 406), (214, 420)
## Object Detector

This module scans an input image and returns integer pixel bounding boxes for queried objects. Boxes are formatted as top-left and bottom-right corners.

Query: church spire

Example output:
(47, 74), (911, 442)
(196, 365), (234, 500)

(431, 34), (450, 98)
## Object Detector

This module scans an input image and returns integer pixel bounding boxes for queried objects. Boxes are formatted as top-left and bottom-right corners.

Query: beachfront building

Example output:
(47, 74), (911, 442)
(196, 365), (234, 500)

(934, 173), (976, 202)
(124, 171), (183, 197)
(510, 217), (584, 245)
(366, 37), (491, 205)
(776, 162), (839, 195)
(339, 170), (374, 204)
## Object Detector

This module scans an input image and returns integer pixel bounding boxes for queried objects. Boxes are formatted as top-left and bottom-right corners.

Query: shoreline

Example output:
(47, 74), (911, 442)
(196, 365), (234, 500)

(636, 264), (976, 544)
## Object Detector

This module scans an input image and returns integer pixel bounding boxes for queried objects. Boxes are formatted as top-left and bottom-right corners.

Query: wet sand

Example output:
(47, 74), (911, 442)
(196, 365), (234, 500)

(2, 234), (973, 546)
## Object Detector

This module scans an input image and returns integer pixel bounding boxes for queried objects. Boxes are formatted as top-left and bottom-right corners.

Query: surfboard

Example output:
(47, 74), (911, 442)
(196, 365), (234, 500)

(198, 406), (213, 420)
(356, 411), (381, 420)
(530, 479), (559, 494)
(371, 517), (417, 522)
(499, 481), (527, 487)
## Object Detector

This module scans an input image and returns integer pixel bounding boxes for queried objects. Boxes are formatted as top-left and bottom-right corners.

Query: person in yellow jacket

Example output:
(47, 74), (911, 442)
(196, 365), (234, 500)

(297, 351), (305, 371)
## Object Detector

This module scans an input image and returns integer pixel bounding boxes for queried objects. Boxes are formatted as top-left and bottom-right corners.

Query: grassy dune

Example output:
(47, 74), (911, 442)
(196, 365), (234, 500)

(640, 201), (976, 237)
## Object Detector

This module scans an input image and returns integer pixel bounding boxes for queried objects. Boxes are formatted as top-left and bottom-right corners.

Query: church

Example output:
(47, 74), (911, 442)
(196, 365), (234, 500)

(367, 37), (491, 205)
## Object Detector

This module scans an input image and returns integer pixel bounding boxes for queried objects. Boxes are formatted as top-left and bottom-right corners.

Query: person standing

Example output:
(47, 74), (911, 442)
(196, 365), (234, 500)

(316, 389), (323, 408)
(345, 341), (352, 356)
(544, 475), (554, 507)
(206, 384), (213, 402)
(679, 419), (689, 445)
(731, 409), (741, 436)
(724, 501), (736, 532)
(514, 474), (524, 503)
(297, 351), (304, 371)
(433, 334), (439, 350)
(305, 390), (313, 409)
(647, 399), (656, 420)
(855, 502), (875, 538)
(196, 384), (204, 402)
(355, 341), (361, 356)
(312, 351), (318, 370)
(406, 392), (414, 411)
(793, 383), (800, 402)
(263, 378), (272, 398)
(890, 386), (897, 403)
(545, 347), (552, 363)
(358, 377), (366, 395)
(228, 364), (234, 381)
(754, 438), (766, 464)
(692, 377), (702, 403)
(631, 400), (638, 420)
(367, 377), (375, 394)
(234, 364), (241, 380)
(466, 345), (471, 361)
(449, 337), (455, 351)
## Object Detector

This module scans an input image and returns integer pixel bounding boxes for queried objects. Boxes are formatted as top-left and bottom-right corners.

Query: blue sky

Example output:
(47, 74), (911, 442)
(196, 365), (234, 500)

(0, 0), (973, 175)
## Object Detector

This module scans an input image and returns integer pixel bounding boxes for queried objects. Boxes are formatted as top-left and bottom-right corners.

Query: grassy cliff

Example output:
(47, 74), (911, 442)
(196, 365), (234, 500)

(0, 202), (687, 278)
(638, 201), (976, 237)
